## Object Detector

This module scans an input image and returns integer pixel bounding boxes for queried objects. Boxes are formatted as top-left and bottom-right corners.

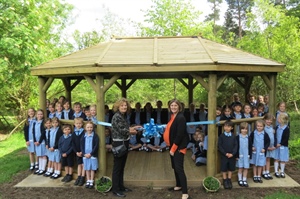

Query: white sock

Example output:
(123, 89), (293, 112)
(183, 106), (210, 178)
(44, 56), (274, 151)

(49, 168), (53, 173)
(238, 173), (242, 181)
(39, 158), (42, 170)
(280, 163), (285, 173)
(266, 170), (269, 174)
(35, 161), (38, 165)
(57, 170), (61, 175)
(42, 159), (47, 170)
(262, 170), (266, 174)
(242, 177), (247, 181)
(274, 162), (279, 172)
(30, 163), (34, 166)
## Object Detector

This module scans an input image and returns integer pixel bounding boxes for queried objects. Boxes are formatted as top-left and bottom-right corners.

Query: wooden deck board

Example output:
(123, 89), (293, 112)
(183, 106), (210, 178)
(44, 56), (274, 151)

(106, 150), (206, 187)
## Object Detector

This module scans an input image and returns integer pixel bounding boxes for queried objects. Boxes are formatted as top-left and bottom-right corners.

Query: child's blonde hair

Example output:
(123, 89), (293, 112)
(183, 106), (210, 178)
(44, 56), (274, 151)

(255, 119), (265, 127)
(240, 122), (248, 130)
(278, 113), (289, 125)
(74, 117), (84, 124)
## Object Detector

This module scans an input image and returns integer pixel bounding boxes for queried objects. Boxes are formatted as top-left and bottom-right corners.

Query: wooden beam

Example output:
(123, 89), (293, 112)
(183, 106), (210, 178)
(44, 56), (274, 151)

(269, 74), (277, 115)
(232, 77), (245, 88)
(103, 74), (121, 93)
(42, 77), (54, 92)
(94, 42), (113, 66)
(192, 81), (198, 89)
(216, 75), (228, 89)
(84, 75), (97, 92)
(70, 78), (83, 90)
(153, 37), (158, 65)
(261, 75), (272, 90)
(39, 77), (47, 118)
(207, 73), (217, 176)
(126, 79), (137, 90)
(95, 74), (106, 177)
(197, 36), (218, 63)
(188, 77), (193, 105)
(114, 81), (122, 89)
(121, 77), (126, 98)
(61, 78), (71, 102)
(177, 78), (188, 88)
(191, 74), (209, 91)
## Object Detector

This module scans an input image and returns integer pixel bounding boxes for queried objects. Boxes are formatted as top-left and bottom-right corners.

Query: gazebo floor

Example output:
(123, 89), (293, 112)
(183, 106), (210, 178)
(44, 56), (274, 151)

(106, 150), (206, 188)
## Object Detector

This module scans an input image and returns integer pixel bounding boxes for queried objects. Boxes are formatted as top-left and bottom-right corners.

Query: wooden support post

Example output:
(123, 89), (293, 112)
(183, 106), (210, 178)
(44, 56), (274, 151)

(38, 77), (47, 117)
(244, 76), (253, 102)
(207, 73), (217, 176)
(62, 78), (71, 102)
(192, 74), (209, 91)
(96, 75), (106, 177)
(188, 77), (193, 105)
(269, 74), (277, 115)
(121, 77), (127, 98)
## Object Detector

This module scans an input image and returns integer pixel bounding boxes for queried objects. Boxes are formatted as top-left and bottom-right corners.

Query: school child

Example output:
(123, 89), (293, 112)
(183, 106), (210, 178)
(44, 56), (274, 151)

(236, 122), (252, 187)
(81, 121), (99, 189)
(104, 104), (113, 123)
(218, 105), (234, 136)
(89, 104), (97, 124)
(128, 128), (143, 151)
(257, 103), (265, 117)
(58, 95), (66, 104)
(243, 104), (252, 135)
(33, 109), (47, 175)
(24, 108), (37, 170)
(197, 103), (208, 132)
(249, 120), (270, 183)
(48, 103), (56, 119)
(62, 100), (74, 120)
(216, 106), (222, 123)
(275, 102), (289, 127)
(44, 118), (53, 177)
(58, 124), (74, 183)
(84, 105), (92, 121)
(232, 102), (245, 135)
(218, 120), (237, 189)
(274, 113), (290, 178)
(72, 102), (86, 120)
(251, 107), (259, 117)
(193, 132), (207, 166)
(55, 102), (63, 119)
(146, 135), (168, 152)
(262, 113), (276, 180)
(105, 127), (112, 152)
(47, 117), (63, 179)
(72, 117), (86, 186)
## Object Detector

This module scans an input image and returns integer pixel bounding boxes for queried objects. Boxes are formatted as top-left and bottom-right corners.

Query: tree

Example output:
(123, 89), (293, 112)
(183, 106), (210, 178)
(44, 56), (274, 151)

(141, 0), (207, 36)
(205, 0), (223, 35)
(237, 0), (300, 108)
(224, 0), (254, 39)
(0, 0), (73, 120)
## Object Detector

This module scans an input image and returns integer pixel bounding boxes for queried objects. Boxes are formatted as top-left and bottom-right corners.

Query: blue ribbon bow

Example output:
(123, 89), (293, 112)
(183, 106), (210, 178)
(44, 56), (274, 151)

(142, 118), (166, 142)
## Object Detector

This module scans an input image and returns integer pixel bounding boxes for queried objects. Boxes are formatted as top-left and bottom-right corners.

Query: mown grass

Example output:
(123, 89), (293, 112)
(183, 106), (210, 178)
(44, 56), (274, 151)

(0, 132), (28, 184)
(264, 190), (300, 199)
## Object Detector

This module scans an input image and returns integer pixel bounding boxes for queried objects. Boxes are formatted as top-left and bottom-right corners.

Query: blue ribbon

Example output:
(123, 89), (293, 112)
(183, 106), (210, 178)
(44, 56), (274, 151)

(186, 120), (217, 126)
(142, 118), (166, 142)
(96, 121), (112, 127)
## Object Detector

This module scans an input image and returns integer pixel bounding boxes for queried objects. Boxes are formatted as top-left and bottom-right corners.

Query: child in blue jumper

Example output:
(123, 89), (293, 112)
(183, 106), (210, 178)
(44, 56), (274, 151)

(58, 124), (74, 183)
(218, 120), (237, 189)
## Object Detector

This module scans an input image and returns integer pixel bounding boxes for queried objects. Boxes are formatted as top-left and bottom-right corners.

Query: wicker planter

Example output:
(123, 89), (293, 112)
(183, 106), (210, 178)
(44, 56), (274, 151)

(202, 176), (221, 193)
(95, 176), (112, 193)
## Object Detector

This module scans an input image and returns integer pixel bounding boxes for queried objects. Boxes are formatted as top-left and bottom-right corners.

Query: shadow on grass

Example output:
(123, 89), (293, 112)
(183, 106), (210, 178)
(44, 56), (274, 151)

(0, 147), (29, 184)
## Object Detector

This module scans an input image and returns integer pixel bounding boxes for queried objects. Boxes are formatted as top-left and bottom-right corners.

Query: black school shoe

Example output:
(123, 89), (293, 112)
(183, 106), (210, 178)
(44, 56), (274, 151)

(65, 175), (72, 182)
(257, 177), (263, 183)
(223, 179), (229, 189)
(74, 176), (81, 186)
(253, 177), (258, 183)
(262, 174), (269, 180)
(227, 179), (232, 189)
(238, 180), (244, 187)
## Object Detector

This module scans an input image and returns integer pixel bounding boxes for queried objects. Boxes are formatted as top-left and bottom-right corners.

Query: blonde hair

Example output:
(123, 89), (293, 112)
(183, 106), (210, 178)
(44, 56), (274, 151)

(255, 119), (265, 127)
(113, 98), (130, 112)
(278, 113), (289, 125)
(240, 122), (248, 130)
(74, 117), (84, 124)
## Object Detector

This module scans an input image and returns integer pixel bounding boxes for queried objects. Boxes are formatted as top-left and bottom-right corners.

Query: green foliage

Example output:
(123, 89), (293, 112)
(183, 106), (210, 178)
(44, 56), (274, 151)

(95, 177), (112, 193)
(0, 132), (28, 184)
(0, 0), (73, 120)
(141, 0), (207, 36)
(203, 176), (220, 192)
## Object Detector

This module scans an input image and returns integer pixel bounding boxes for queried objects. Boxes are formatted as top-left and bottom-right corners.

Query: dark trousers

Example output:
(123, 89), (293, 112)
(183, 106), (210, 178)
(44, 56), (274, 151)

(112, 141), (129, 192)
(171, 150), (188, 194)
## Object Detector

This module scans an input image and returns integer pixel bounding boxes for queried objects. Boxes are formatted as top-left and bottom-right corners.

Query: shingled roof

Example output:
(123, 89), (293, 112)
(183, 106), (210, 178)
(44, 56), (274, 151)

(31, 36), (285, 78)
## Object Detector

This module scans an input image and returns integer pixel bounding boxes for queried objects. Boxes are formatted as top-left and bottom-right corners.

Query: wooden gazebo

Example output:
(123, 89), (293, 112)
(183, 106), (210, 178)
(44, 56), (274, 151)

(31, 36), (285, 179)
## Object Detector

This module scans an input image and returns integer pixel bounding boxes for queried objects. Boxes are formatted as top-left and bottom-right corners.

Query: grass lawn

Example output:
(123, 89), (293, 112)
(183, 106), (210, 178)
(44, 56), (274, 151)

(0, 132), (28, 184)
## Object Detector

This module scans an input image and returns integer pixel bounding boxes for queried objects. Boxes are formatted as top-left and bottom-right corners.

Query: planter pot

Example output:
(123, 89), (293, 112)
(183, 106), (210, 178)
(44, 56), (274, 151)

(95, 176), (112, 193)
(202, 176), (221, 193)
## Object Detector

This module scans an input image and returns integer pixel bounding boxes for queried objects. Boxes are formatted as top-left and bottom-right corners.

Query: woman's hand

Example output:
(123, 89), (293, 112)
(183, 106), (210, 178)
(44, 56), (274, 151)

(170, 151), (174, 156)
